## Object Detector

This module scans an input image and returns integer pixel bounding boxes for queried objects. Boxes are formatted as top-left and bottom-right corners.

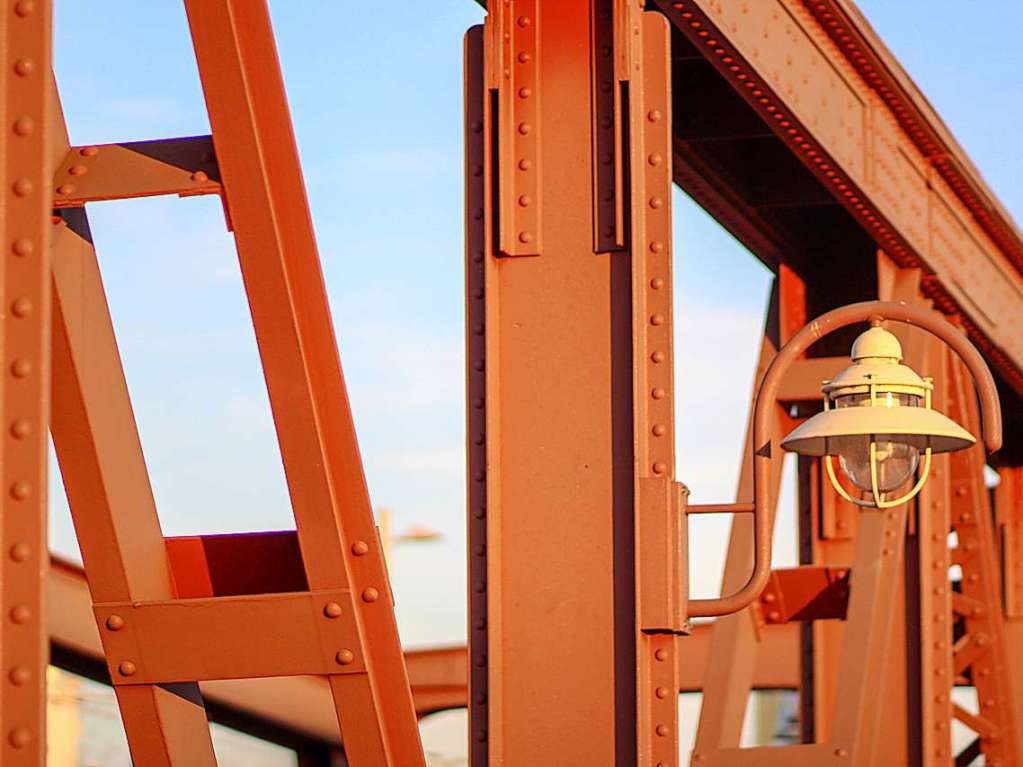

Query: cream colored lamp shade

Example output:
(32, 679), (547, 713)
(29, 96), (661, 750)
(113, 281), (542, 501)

(780, 325), (976, 508)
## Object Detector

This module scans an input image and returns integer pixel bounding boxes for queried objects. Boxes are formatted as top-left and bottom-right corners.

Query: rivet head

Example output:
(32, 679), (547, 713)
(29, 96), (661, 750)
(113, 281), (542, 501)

(518, 231), (533, 244)
(8, 666), (30, 686)
(649, 240), (664, 253)
(655, 686), (669, 698)
(68, 164), (88, 176)
(10, 419), (31, 439)
(11, 297), (32, 317)
(648, 153), (663, 166)
(335, 649), (355, 666)
(14, 0), (35, 17)
(649, 196), (663, 209)
(12, 117), (34, 136)
(10, 482), (30, 501)
(80, 146), (99, 157)
(652, 462), (667, 475)
(362, 587), (380, 603)
(351, 540), (369, 556)
(12, 238), (34, 257)
(652, 388), (666, 400)
(56, 184), (75, 195)
(762, 592), (776, 603)
(13, 58), (35, 76)
(191, 170), (208, 183)
(9, 542), (30, 562)
(105, 615), (125, 631)
(12, 178), (33, 196)
(650, 277), (665, 289)
(8, 728), (31, 748)
(654, 648), (668, 661)
(650, 314), (665, 326)
(652, 424), (666, 437)
(10, 359), (31, 378)
(518, 87), (531, 99)
(655, 724), (669, 736)
(10, 605), (31, 624)
(118, 661), (137, 677)
(517, 122), (531, 135)
(517, 51), (531, 64)
(516, 15), (531, 26)
(518, 158), (532, 171)
(834, 747), (849, 757)
(518, 194), (531, 207)
(651, 350), (666, 363)
(647, 109), (663, 122)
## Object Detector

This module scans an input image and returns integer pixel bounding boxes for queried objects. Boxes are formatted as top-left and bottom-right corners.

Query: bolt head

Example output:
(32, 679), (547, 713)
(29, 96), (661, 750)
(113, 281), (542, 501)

(8, 728), (31, 748)
(351, 540), (369, 556)
(9, 605), (30, 624)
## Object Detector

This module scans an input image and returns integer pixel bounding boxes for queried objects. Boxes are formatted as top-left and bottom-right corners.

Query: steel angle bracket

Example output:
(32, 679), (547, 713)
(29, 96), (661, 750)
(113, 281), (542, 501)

(638, 477), (690, 634)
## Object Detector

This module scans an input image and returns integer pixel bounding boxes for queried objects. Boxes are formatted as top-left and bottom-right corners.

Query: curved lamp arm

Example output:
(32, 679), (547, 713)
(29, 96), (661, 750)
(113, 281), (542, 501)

(688, 300), (1001, 618)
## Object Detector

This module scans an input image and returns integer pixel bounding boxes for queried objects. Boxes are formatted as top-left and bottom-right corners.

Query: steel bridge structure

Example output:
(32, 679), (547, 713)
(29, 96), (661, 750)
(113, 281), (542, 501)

(1, 0), (1021, 765)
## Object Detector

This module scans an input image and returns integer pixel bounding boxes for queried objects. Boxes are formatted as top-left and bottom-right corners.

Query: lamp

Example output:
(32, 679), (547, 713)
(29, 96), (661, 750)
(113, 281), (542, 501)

(780, 321), (975, 508)
(685, 300), (1001, 618)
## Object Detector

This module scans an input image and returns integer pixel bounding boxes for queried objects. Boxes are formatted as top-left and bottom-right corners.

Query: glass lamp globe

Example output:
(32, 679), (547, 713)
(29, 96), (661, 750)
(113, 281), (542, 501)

(779, 324), (976, 508)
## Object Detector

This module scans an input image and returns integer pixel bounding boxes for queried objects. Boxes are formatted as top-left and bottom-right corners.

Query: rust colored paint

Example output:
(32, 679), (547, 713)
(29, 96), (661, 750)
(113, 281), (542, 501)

(3, 0), (1023, 763)
(2, 2), (53, 764)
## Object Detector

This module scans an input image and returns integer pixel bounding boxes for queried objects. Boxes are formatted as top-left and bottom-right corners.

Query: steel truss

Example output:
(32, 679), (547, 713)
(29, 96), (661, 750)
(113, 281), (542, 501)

(1, 0), (1022, 766)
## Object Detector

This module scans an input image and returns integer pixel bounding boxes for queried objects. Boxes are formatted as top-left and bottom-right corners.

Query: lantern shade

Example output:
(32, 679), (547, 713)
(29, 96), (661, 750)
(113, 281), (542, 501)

(780, 404), (975, 457)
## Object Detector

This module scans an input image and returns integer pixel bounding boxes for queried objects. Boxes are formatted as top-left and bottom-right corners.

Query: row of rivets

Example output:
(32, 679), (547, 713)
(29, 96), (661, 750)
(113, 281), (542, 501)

(633, 14), (677, 761)
(495, 0), (540, 256)
(5, 0), (47, 756)
(467, 23), (490, 757)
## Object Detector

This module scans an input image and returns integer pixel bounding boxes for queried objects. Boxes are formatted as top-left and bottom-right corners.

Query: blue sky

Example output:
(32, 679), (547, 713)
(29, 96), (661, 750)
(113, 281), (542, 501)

(48, 1), (1023, 655)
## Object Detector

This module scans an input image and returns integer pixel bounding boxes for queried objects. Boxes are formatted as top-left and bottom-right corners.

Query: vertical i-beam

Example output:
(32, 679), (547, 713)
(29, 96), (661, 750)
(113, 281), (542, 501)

(1, 2), (52, 764)
(466, 2), (682, 764)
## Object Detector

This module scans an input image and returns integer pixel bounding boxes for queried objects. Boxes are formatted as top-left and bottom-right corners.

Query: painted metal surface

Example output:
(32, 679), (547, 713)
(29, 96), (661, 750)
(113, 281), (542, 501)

(2, 2), (52, 764)
(655, 0), (1023, 399)
(1, 0), (1021, 764)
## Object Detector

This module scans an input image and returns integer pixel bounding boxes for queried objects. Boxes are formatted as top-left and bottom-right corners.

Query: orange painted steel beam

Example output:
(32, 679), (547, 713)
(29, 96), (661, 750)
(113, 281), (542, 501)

(943, 358), (1020, 765)
(655, 0), (1023, 399)
(2, 1), (53, 763)
(182, 0), (426, 763)
(468, 3), (688, 764)
(93, 591), (365, 683)
(49, 198), (220, 765)
(52, 137), (221, 208)
(757, 567), (850, 624)
(47, 554), (799, 745)
(693, 275), (799, 756)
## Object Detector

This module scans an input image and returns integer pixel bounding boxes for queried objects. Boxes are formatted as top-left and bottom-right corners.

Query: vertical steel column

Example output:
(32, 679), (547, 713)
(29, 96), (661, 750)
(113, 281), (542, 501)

(946, 358), (1019, 766)
(183, 2), (424, 763)
(691, 273), (798, 757)
(1, 2), (52, 763)
(468, 2), (679, 763)
(464, 24), (489, 767)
